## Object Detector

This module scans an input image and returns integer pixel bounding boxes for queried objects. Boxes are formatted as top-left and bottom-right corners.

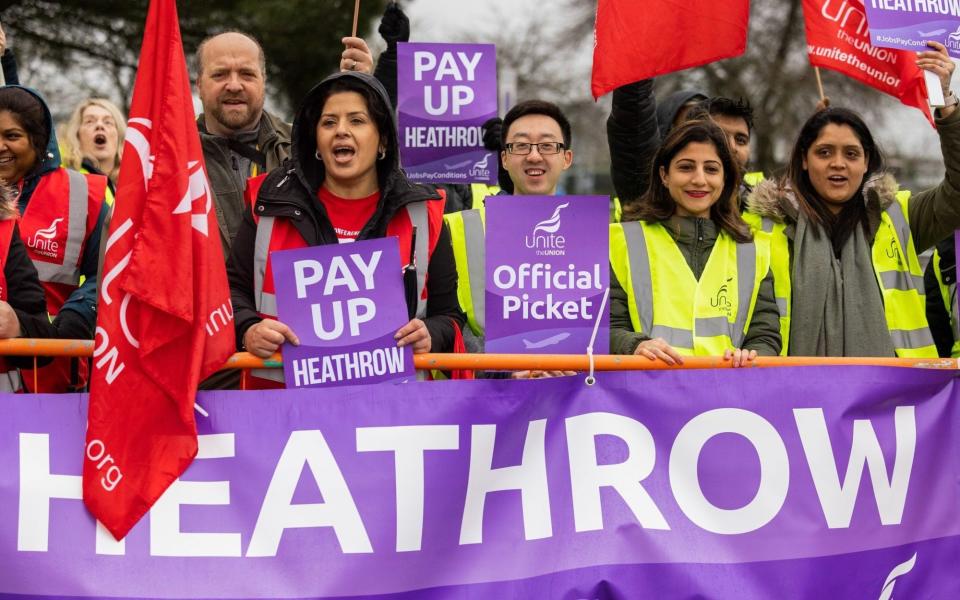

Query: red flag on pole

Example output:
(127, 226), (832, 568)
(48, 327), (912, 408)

(591, 0), (750, 99)
(83, 0), (234, 540)
(802, 0), (933, 126)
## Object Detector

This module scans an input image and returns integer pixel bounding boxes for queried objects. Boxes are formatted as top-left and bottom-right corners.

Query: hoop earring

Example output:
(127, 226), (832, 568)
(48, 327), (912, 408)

(378, 148), (386, 160)
(315, 150), (322, 161)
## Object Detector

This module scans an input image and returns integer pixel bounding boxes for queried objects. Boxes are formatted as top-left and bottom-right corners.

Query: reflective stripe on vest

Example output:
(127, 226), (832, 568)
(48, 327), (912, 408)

(407, 202), (429, 320)
(252, 215), (282, 383)
(445, 207), (486, 335)
(616, 221), (765, 355)
(0, 370), (22, 392)
(32, 170), (89, 285)
(741, 210), (791, 354)
(872, 195), (936, 357)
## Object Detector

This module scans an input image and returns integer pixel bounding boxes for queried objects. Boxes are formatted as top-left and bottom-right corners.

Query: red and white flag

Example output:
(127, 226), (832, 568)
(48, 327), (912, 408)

(802, 0), (933, 125)
(591, 0), (750, 99)
(83, 0), (234, 540)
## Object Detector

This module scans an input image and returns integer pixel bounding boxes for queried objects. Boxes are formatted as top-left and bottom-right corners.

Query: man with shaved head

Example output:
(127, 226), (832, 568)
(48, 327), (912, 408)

(195, 31), (292, 257)
(195, 31), (373, 389)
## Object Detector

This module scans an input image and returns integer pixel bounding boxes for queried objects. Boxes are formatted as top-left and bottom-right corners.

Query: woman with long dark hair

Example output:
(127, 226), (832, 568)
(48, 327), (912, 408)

(747, 42), (960, 357)
(228, 71), (465, 387)
(0, 86), (108, 391)
(609, 120), (781, 365)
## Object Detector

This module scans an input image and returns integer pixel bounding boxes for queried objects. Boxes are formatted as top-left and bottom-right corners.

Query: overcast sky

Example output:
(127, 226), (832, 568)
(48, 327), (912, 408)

(400, 0), (943, 161)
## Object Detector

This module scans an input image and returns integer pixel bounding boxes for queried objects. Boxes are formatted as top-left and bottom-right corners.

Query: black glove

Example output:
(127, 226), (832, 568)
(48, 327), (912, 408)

(378, 2), (410, 46)
(481, 117), (503, 152)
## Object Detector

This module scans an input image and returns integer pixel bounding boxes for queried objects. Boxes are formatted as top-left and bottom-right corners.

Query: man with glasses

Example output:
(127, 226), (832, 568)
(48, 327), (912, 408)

(445, 101), (574, 377)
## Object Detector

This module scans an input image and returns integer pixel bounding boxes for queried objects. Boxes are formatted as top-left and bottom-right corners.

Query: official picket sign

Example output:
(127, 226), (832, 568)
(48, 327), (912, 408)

(397, 42), (498, 184)
(2, 367), (958, 598)
(863, 0), (960, 58)
(485, 195), (609, 353)
(271, 238), (414, 387)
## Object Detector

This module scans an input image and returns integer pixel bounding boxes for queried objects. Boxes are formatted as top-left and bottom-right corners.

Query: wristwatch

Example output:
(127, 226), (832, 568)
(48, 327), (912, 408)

(945, 91), (958, 108)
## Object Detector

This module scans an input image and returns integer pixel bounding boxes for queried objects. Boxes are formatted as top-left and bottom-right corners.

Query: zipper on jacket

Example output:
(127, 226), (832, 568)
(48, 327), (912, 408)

(694, 218), (705, 278)
(275, 168), (295, 188)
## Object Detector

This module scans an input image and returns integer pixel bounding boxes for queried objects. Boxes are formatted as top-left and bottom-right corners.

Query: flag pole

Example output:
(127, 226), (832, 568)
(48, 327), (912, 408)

(814, 67), (826, 102)
(352, 0), (361, 37)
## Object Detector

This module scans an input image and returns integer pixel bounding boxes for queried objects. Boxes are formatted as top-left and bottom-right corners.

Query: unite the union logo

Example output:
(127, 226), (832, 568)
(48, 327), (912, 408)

(947, 25), (960, 52)
(525, 202), (569, 256)
(27, 217), (63, 258)
(469, 153), (492, 178)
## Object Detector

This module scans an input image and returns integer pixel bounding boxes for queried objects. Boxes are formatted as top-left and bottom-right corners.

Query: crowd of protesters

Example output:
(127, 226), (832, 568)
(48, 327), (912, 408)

(0, 0), (958, 391)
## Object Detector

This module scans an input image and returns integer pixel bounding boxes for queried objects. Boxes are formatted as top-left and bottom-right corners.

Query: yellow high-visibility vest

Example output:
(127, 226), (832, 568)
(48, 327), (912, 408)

(470, 184), (499, 210)
(744, 190), (935, 357)
(444, 207), (487, 336)
(742, 210), (790, 354)
(610, 219), (770, 355)
(743, 171), (765, 187)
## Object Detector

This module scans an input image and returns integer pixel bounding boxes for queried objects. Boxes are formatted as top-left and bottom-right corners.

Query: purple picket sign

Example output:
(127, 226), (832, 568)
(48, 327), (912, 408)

(397, 42), (498, 185)
(862, 0), (960, 58)
(484, 195), (609, 354)
(271, 237), (414, 387)
(0, 366), (958, 599)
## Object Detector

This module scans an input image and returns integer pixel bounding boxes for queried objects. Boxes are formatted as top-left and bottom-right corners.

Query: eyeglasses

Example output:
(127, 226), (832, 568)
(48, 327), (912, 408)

(504, 142), (565, 155)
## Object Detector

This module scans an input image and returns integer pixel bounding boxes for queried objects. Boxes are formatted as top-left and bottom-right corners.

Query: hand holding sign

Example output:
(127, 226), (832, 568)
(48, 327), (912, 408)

(341, 36), (374, 73)
(917, 40), (957, 112)
(395, 317), (431, 353)
(244, 318), (300, 358)
(272, 238), (415, 387)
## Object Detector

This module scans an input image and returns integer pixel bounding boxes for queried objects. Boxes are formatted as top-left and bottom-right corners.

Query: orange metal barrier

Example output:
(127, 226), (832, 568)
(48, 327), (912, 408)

(228, 353), (959, 370)
(0, 339), (954, 371)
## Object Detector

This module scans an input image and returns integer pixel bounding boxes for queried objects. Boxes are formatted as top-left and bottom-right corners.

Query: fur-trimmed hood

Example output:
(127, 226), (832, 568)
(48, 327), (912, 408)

(0, 181), (19, 220)
(745, 173), (899, 223)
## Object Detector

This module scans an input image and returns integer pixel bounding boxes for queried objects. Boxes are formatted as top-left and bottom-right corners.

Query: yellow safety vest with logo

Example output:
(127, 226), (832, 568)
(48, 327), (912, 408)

(867, 190), (936, 357)
(742, 210), (790, 353)
(745, 190), (934, 358)
(609, 220), (771, 355)
(930, 247), (960, 358)
(444, 207), (487, 336)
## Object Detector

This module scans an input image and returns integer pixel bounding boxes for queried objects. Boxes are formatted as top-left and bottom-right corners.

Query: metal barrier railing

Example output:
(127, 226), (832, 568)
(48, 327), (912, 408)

(0, 338), (955, 391)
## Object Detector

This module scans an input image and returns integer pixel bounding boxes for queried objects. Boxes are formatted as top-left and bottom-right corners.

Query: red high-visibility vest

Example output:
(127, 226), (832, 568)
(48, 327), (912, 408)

(19, 168), (106, 392)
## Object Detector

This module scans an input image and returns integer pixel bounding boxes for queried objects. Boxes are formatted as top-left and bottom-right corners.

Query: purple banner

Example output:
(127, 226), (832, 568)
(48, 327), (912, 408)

(1, 367), (958, 597)
(863, 0), (960, 58)
(397, 42), (497, 185)
(272, 238), (414, 387)
(485, 195), (609, 353)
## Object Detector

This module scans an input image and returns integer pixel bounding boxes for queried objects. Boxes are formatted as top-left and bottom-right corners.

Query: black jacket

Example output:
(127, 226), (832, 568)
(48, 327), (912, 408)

(227, 72), (465, 353)
(606, 80), (662, 206)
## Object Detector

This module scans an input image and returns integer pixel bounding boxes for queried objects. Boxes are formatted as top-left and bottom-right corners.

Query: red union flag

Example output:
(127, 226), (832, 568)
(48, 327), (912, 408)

(802, 0), (934, 125)
(83, 0), (234, 539)
(591, 0), (749, 99)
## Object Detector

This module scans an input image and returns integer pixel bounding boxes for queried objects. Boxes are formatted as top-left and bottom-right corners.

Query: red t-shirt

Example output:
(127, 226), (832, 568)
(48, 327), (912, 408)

(317, 186), (380, 243)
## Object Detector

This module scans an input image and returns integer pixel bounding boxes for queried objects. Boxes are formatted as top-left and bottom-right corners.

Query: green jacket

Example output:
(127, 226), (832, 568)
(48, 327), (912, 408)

(609, 215), (781, 356)
(744, 108), (960, 357)
(198, 110), (292, 257)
